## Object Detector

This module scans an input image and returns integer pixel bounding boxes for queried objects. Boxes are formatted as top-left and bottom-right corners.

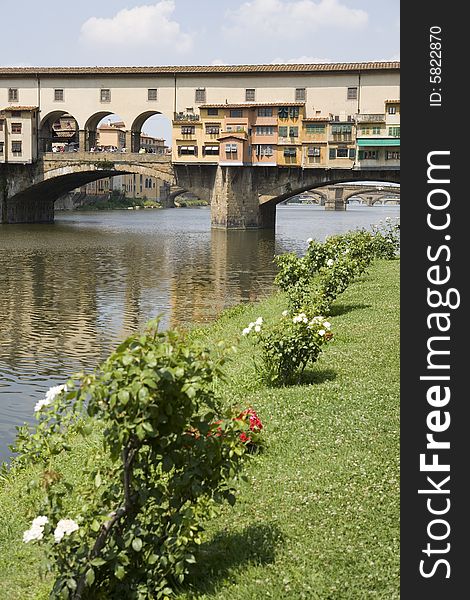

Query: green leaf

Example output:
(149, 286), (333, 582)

(85, 568), (95, 586)
(118, 390), (130, 405)
(114, 564), (125, 580)
(132, 537), (143, 552)
(90, 557), (107, 567)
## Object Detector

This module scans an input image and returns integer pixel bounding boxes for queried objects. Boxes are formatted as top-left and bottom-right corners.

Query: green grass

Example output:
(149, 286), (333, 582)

(0, 260), (399, 600)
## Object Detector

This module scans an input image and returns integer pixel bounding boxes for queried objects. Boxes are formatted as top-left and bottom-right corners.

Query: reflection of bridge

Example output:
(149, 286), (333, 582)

(2, 152), (399, 227)
(294, 184), (400, 208)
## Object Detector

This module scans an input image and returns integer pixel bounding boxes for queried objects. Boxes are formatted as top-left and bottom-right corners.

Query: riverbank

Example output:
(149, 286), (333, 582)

(0, 258), (399, 599)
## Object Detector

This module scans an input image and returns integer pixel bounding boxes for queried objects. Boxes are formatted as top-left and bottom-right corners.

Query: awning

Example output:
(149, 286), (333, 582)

(357, 138), (400, 147)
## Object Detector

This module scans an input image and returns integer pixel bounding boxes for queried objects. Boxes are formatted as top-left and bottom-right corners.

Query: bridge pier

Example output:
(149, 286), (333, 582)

(210, 166), (268, 229)
(324, 186), (346, 211)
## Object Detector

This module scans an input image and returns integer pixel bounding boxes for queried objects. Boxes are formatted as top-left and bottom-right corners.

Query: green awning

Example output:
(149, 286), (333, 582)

(357, 138), (400, 147)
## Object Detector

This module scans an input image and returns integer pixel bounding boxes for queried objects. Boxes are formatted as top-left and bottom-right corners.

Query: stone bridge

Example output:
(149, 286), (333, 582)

(1, 153), (399, 228)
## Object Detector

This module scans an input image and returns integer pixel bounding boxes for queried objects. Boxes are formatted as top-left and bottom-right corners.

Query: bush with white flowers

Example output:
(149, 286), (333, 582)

(242, 312), (333, 386)
(14, 320), (249, 600)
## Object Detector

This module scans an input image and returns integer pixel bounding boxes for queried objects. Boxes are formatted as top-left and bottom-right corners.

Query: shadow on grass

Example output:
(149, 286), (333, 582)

(299, 367), (337, 386)
(183, 523), (282, 595)
(329, 302), (371, 317)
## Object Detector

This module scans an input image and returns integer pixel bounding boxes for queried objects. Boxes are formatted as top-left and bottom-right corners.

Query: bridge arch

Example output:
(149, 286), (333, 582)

(39, 110), (79, 153)
(131, 111), (170, 153)
(83, 112), (128, 151)
(343, 187), (400, 204)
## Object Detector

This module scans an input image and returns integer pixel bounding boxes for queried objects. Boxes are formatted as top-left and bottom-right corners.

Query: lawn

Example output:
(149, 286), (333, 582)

(0, 259), (399, 600)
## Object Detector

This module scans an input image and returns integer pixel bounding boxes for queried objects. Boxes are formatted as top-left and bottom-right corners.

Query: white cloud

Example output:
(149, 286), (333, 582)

(271, 56), (332, 64)
(225, 0), (368, 38)
(80, 1), (193, 55)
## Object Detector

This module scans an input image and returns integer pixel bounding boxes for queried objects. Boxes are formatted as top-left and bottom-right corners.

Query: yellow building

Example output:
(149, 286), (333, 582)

(0, 106), (38, 164)
(355, 100), (400, 170)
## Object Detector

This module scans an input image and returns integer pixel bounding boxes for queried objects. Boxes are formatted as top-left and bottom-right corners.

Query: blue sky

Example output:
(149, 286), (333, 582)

(2, 0), (399, 140)
(3, 0), (399, 67)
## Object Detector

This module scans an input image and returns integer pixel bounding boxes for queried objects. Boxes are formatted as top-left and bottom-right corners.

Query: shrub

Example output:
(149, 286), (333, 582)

(242, 314), (333, 386)
(15, 320), (248, 599)
(370, 217), (400, 259)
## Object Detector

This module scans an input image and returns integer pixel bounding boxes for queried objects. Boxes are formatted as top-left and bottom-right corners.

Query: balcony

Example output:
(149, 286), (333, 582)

(355, 114), (385, 123)
(174, 113), (200, 122)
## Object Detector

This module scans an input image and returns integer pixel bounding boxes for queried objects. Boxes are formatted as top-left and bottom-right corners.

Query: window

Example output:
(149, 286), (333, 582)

(289, 106), (299, 119)
(307, 147), (321, 157)
(358, 150), (378, 160)
(256, 145), (274, 156)
(289, 126), (298, 137)
(203, 146), (220, 155)
(195, 88), (206, 103)
(389, 126), (400, 137)
(54, 89), (64, 102)
(388, 105), (397, 114)
(229, 109), (243, 118)
(11, 123), (22, 134)
(361, 127), (370, 135)
(349, 148), (356, 159)
(207, 108), (219, 116)
(331, 124), (352, 134)
(148, 89), (158, 101)
(278, 107), (289, 119)
(178, 145), (197, 155)
(372, 127), (382, 135)
(278, 126), (288, 137)
(255, 126), (274, 136)
(295, 88), (306, 102)
(0, 121), (3, 131)
(329, 148), (336, 159)
(181, 126), (195, 135)
(336, 148), (349, 158)
(205, 125), (220, 134)
(347, 87), (358, 100)
(245, 88), (256, 101)
(8, 88), (18, 102)
(386, 150), (400, 160)
(11, 141), (22, 155)
(100, 89), (111, 102)
(258, 107), (273, 117)
(306, 123), (326, 135)
(283, 147), (296, 157)
(225, 143), (238, 153)
(0, 142), (4, 154)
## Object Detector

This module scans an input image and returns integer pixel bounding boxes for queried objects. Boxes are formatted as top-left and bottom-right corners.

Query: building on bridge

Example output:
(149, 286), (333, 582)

(0, 106), (39, 164)
(171, 98), (399, 171)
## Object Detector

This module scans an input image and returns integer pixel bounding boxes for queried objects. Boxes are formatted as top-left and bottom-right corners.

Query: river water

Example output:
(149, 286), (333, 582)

(0, 204), (399, 461)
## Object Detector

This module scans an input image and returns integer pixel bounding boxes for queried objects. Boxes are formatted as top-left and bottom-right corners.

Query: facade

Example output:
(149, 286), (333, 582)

(0, 62), (399, 154)
(172, 98), (399, 170)
(0, 106), (38, 164)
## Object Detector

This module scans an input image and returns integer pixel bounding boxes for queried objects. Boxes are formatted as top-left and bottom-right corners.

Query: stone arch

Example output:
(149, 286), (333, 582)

(83, 111), (128, 151)
(343, 187), (400, 204)
(131, 111), (170, 153)
(39, 110), (79, 153)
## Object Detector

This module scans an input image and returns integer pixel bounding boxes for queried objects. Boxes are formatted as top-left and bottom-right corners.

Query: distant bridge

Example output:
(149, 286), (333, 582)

(1, 153), (399, 227)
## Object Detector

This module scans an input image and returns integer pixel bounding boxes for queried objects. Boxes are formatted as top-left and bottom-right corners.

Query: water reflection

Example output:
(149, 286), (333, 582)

(0, 205), (399, 460)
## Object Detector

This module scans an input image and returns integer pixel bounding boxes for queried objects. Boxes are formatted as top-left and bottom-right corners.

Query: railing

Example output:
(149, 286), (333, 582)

(174, 113), (200, 122)
(355, 114), (385, 123)
(41, 151), (171, 163)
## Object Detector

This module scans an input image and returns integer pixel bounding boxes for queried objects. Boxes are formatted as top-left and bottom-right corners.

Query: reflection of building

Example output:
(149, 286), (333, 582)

(0, 106), (39, 163)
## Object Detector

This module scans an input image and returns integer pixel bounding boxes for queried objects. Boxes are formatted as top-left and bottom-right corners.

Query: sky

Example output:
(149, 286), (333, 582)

(1, 0), (399, 139)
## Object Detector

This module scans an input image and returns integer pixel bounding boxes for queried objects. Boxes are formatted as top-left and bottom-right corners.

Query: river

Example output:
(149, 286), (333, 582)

(0, 204), (399, 461)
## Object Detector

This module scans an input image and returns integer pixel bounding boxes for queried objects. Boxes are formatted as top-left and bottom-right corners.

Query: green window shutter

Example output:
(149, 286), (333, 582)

(349, 148), (356, 159)
(279, 126), (288, 136)
(329, 148), (336, 159)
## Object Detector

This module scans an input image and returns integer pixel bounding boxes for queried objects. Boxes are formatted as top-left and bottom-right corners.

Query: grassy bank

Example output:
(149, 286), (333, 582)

(0, 259), (399, 600)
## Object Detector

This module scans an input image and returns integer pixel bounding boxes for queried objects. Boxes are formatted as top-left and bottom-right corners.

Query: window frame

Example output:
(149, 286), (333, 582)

(245, 88), (256, 102)
(347, 87), (358, 100)
(147, 88), (158, 101)
(8, 88), (19, 102)
(11, 140), (22, 154)
(195, 88), (206, 103)
(100, 88), (111, 103)
(295, 88), (306, 102)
